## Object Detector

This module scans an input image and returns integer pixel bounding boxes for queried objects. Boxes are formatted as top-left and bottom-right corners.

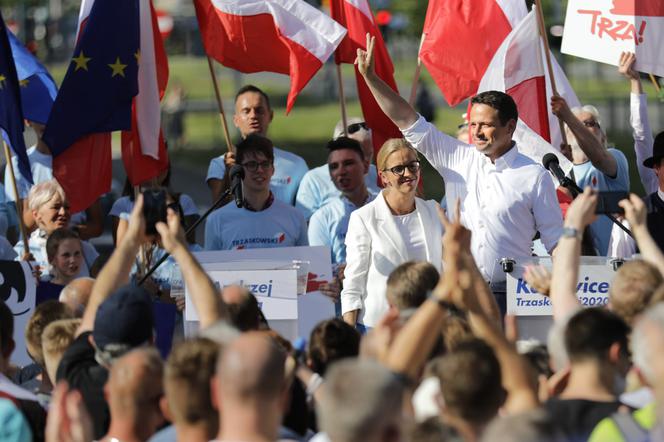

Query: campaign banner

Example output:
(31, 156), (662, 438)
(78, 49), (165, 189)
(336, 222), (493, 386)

(561, 0), (664, 76)
(506, 258), (614, 316)
(0, 261), (37, 366)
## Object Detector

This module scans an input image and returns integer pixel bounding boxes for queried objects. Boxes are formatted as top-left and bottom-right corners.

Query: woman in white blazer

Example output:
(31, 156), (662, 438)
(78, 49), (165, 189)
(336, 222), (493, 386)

(341, 139), (443, 330)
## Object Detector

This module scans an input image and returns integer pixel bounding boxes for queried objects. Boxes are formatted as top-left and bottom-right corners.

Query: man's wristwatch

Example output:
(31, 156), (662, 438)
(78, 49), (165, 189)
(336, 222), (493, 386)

(561, 226), (582, 240)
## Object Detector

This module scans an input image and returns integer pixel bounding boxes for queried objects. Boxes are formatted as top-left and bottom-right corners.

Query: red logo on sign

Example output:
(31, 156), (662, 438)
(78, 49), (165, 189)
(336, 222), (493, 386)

(610, 0), (664, 17)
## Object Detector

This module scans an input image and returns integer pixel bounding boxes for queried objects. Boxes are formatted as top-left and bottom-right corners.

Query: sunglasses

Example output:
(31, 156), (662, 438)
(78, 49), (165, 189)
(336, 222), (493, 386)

(347, 122), (369, 134)
(384, 161), (421, 176)
(242, 160), (273, 172)
(582, 120), (600, 128)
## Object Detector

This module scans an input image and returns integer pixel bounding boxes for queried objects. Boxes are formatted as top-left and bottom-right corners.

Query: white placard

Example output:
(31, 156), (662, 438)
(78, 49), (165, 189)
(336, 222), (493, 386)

(185, 269), (297, 321)
(1, 261), (37, 366)
(507, 258), (614, 316)
(561, 0), (664, 76)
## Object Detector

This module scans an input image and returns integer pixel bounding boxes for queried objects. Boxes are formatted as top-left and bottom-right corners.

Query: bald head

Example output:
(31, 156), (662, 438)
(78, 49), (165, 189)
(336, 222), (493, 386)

(216, 332), (286, 401)
(59, 277), (95, 316)
(107, 347), (163, 414)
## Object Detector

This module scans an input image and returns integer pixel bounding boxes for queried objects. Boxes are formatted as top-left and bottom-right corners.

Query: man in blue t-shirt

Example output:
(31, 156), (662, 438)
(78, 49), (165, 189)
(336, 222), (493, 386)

(205, 134), (308, 251)
(206, 85), (308, 206)
(552, 96), (630, 256)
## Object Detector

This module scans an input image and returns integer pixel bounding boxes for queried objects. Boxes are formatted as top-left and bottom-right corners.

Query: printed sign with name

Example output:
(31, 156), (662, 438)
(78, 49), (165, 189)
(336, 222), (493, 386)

(507, 259), (614, 316)
(561, 0), (664, 76)
(0, 261), (37, 366)
(185, 269), (297, 322)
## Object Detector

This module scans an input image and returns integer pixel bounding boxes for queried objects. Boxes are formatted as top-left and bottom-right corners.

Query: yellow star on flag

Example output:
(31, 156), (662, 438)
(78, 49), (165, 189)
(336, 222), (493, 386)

(134, 50), (140, 63)
(19, 79), (29, 88)
(0, 74), (6, 89)
(108, 57), (128, 78)
(72, 51), (92, 71)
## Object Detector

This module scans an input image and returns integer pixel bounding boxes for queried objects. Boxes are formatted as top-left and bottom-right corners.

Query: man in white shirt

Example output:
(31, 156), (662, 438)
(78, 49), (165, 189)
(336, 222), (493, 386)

(296, 118), (380, 219)
(204, 134), (308, 251)
(356, 36), (563, 313)
(206, 85), (308, 205)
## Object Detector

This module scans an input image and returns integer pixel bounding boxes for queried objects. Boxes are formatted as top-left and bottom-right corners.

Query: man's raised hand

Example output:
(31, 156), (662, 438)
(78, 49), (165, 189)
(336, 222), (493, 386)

(155, 208), (187, 255)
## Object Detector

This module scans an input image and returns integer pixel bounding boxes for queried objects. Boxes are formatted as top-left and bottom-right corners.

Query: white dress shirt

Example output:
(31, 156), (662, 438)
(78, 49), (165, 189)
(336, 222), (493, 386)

(630, 93), (658, 195)
(402, 115), (563, 283)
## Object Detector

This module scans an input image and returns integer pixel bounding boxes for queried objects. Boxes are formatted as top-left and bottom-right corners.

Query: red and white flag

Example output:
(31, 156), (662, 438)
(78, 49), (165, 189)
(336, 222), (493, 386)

(330, 0), (401, 157)
(420, 0), (527, 107)
(477, 10), (574, 171)
(194, 0), (346, 113)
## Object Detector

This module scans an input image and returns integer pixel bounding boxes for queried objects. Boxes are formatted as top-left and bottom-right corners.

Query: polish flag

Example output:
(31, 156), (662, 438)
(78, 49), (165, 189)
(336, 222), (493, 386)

(330, 0), (401, 156)
(477, 10), (573, 172)
(194, 0), (346, 113)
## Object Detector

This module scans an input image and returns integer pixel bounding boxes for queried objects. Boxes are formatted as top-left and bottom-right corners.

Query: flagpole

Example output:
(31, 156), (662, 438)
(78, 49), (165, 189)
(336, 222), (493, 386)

(408, 33), (426, 106)
(649, 74), (661, 94)
(534, 0), (568, 146)
(2, 142), (29, 255)
(206, 56), (234, 153)
(336, 63), (349, 136)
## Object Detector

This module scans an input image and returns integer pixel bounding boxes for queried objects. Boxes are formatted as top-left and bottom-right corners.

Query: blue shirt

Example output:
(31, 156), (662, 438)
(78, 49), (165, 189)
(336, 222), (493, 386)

(204, 198), (308, 250)
(206, 146), (308, 205)
(296, 163), (381, 220)
(573, 148), (630, 255)
(308, 191), (377, 265)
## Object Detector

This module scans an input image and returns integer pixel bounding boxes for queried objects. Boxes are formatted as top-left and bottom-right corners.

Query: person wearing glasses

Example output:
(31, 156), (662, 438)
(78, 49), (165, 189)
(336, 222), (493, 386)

(296, 117), (381, 220)
(341, 139), (442, 331)
(550, 91), (629, 256)
(204, 134), (308, 251)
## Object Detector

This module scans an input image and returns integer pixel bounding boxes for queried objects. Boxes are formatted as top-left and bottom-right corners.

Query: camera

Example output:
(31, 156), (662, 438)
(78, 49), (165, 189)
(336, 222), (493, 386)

(142, 189), (167, 235)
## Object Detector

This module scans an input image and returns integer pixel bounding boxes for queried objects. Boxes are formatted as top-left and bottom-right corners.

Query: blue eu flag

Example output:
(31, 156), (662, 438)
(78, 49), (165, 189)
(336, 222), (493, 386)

(43, 0), (139, 157)
(0, 13), (32, 184)
(8, 30), (58, 125)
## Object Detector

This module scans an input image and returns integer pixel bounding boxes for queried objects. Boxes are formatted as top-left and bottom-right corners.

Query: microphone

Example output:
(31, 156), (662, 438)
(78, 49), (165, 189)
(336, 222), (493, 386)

(542, 153), (567, 184)
(229, 164), (245, 208)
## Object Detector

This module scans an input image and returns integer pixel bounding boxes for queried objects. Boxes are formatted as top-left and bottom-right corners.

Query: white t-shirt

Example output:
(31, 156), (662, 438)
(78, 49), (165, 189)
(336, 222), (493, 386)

(394, 211), (427, 262)
(204, 198), (308, 250)
(109, 194), (199, 219)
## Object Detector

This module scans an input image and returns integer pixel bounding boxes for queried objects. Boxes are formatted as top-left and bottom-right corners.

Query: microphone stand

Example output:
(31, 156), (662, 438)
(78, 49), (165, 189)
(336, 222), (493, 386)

(138, 187), (235, 285)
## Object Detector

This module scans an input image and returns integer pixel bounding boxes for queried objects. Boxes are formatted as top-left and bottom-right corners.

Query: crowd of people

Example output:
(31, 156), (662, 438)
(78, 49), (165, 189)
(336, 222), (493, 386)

(0, 42), (663, 442)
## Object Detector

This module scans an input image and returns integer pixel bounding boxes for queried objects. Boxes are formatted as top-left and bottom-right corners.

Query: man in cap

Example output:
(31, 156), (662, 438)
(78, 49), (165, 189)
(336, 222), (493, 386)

(642, 132), (664, 251)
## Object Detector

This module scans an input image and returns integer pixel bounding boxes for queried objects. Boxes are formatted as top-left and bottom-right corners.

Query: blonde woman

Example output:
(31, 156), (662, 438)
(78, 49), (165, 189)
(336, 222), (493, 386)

(341, 139), (443, 331)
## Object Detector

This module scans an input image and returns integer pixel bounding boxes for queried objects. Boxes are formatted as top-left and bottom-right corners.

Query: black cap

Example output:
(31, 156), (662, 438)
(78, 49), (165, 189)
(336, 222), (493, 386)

(643, 131), (664, 168)
(93, 284), (154, 350)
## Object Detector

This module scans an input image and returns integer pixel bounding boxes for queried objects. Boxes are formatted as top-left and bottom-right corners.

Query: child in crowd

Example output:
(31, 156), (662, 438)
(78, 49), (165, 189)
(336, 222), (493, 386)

(36, 228), (84, 305)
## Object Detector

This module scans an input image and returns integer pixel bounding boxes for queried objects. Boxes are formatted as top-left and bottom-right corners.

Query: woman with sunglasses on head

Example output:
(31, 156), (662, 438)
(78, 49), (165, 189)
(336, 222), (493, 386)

(341, 139), (443, 332)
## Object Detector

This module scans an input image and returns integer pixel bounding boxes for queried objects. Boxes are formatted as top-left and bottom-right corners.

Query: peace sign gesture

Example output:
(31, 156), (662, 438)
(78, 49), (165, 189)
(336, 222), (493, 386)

(355, 33), (376, 78)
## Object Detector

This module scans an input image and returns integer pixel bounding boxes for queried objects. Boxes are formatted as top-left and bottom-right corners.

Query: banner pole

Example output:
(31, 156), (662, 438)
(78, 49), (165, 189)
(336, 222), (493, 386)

(534, 0), (568, 146)
(408, 33), (426, 106)
(649, 73), (661, 93)
(3, 142), (30, 255)
(206, 56), (234, 153)
(336, 63), (349, 136)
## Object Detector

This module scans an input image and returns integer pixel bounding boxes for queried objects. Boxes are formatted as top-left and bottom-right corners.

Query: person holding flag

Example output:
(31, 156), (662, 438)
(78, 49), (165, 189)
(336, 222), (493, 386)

(355, 35), (563, 314)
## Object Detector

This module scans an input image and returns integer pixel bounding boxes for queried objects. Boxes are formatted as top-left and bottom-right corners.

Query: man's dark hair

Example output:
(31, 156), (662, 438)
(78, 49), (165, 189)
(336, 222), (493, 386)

(235, 84), (271, 110)
(564, 307), (630, 363)
(0, 300), (13, 355)
(236, 134), (275, 165)
(326, 137), (365, 161)
(386, 261), (439, 311)
(46, 228), (81, 263)
(471, 90), (518, 125)
(308, 318), (360, 376)
(434, 339), (506, 425)
(226, 290), (262, 332)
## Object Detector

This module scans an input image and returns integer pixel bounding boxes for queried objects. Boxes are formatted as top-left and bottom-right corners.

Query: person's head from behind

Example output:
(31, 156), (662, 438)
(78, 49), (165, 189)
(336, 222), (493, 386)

(327, 137), (368, 194)
(469, 91), (518, 158)
(42, 318), (81, 384)
(307, 318), (360, 376)
(25, 301), (74, 370)
(234, 85), (273, 138)
(609, 260), (663, 325)
(631, 303), (664, 390)
(564, 307), (630, 393)
(236, 134), (275, 195)
(221, 285), (263, 331)
(480, 408), (565, 442)
(59, 277), (95, 317)
(0, 301), (14, 372)
(163, 337), (220, 439)
(213, 332), (288, 439)
(29, 180), (70, 235)
(46, 228), (83, 284)
(377, 139), (420, 197)
(92, 284), (154, 367)
(333, 117), (374, 163)
(434, 339), (506, 431)
(318, 359), (404, 442)
(386, 261), (439, 311)
(104, 347), (164, 440)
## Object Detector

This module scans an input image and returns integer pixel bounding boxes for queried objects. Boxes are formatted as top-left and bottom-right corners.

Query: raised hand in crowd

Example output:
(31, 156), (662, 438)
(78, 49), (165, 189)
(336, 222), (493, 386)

(618, 51), (642, 93)
(523, 264), (552, 297)
(46, 382), (93, 442)
(620, 194), (664, 276)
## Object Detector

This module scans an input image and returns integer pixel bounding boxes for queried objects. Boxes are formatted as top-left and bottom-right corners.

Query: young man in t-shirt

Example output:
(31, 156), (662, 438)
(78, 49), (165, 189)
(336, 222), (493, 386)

(205, 134), (308, 251)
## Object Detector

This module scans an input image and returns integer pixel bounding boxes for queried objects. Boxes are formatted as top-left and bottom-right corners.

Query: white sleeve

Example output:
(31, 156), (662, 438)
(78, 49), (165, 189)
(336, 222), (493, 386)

(630, 93), (658, 194)
(533, 172), (564, 253)
(340, 212), (371, 316)
(607, 220), (637, 259)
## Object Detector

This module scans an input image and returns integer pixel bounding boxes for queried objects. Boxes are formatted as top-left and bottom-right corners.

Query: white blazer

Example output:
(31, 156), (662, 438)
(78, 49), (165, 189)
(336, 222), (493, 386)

(341, 191), (443, 327)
